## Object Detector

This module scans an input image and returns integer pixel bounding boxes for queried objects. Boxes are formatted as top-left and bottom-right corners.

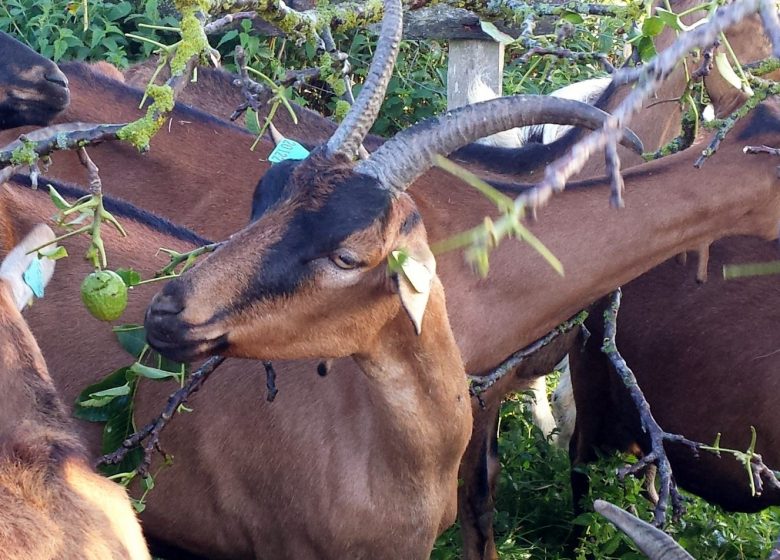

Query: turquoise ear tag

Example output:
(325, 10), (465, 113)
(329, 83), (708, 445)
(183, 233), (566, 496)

(268, 139), (310, 163)
(23, 258), (46, 298)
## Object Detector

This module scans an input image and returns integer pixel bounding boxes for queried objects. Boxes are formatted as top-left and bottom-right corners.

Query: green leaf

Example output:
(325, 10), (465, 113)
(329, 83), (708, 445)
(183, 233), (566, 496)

(246, 108), (261, 135)
(89, 384), (131, 398)
(561, 11), (584, 24)
(479, 21), (514, 45)
(114, 324), (147, 359)
(217, 29), (239, 47)
(115, 268), (142, 287)
(387, 249), (408, 273)
(49, 185), (71, 210)
(637, 36), (657, 62)
(723, 259), (780, 279)
(73, 366), (133, 422)
(714, 51), (744, 92)
(142, 475), (155, 491)
(641, 16), (665, 37)
(38, 246), (68, 261)
(130, 361), (180, 380)
(99, 394), (142, 476)
(655, 8), (683, 31)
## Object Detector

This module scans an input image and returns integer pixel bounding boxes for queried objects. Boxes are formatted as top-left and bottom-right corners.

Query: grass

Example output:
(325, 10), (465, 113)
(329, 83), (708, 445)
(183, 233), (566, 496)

(432, 383), (780, 560)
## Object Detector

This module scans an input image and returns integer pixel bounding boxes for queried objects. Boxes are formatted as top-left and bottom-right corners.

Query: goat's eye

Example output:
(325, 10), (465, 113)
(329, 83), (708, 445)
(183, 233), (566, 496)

(330, 251), (360, 270)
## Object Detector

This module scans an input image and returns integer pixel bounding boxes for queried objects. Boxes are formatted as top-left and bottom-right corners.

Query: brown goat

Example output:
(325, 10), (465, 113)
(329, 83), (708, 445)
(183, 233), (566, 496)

(570, 233), (780, 513)
(0, 225), (150, 560)
(4, 5), (772, 556)
(0, 31), (69, 128)
(1, 92), (776, 558)
(145, 1), (780, 555)
(0, 57), (614, 558)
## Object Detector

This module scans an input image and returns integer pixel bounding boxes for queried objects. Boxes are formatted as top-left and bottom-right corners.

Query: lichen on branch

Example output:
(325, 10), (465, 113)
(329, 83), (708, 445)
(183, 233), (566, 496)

(117, 84), (175, 151)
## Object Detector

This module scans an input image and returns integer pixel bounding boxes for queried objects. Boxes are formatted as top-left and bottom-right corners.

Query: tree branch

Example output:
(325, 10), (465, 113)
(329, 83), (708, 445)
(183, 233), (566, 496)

(468, 311), (587, 396)
(96, 356), (226, 476)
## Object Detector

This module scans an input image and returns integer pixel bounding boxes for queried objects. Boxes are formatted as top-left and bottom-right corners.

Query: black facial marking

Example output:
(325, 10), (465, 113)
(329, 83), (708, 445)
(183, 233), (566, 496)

(249, 159), (302, 223)
(736, 103), (780, 142)
(399, 209), (421, 235)
(239, 172), (393, 305)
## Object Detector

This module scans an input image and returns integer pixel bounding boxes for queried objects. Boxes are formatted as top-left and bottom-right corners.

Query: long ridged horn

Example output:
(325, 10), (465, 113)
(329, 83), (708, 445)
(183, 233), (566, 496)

(324, 0), (402, 159)
(355, 96), (644, 192)
(594, 500), (695, 560)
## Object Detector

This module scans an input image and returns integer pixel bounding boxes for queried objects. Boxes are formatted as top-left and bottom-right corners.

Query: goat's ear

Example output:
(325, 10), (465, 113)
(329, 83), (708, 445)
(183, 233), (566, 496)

(0, 224), (56, 312)
(392, 238), (436, 336)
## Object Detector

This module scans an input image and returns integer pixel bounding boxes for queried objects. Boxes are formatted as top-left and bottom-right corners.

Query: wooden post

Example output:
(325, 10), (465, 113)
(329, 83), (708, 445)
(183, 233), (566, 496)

(447, 40), (505, 110)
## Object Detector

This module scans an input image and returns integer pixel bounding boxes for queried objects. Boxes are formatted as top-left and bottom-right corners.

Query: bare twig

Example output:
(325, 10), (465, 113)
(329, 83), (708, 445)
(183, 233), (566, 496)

(204, 11), (257, 34)
(759, 0), (780, 58)
(212, 0), (384, 42)
(518, 47), (615, 73)
(468, 311), (587, 395)
(694, 78), (780, 167)
(77, 148), (102, 195)
(605, 131), (624, 208)
(744, 144), (780, 156)
(0, 123), (125, 170)
(602, 289), (691, 526)
(511, 0), (776, 214)
(601, 289), (780, 526)
(96, 356), (226, 475)
(691, 40), (719, 80)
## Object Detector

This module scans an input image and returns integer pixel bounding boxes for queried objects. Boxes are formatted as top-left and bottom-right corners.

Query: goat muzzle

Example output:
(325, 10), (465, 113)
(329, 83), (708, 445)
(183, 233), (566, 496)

(145, 290), (226, 363)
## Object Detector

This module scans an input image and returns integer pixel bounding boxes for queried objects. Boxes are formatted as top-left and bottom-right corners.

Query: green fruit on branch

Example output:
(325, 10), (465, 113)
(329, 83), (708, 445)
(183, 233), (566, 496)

(80, 270), (128, 321)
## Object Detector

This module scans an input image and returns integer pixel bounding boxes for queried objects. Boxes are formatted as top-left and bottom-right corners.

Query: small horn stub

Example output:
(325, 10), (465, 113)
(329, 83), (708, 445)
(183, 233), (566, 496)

(356, 96), (644, 193)
(594, 500), (695, 560)
(325, 0), (403, 159)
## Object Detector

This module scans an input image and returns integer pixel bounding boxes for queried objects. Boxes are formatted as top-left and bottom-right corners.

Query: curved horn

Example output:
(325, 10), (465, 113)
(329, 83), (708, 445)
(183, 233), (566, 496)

(594, 500), (695, 560)
(325, 0), (403, 159)
(355, 96), (644, 192)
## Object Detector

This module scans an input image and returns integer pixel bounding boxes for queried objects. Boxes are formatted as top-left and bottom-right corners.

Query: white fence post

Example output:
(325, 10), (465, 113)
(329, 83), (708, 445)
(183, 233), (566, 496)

(447, 40), (505, 110)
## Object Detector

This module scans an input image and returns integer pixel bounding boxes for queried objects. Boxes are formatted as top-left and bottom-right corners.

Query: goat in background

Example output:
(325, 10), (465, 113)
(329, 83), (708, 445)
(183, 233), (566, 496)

(0, 225), (150, 560)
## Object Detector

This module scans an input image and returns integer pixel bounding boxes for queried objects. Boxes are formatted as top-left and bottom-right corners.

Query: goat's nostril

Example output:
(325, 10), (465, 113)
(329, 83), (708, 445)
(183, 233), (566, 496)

(44, 71), (68, 89)
(151, 293), (184, 316)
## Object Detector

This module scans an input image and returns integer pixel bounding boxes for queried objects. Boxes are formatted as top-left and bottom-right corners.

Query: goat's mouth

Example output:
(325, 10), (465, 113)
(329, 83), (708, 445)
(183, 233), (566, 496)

(145, 325), (228, 363)
(144, 304), (228, 363)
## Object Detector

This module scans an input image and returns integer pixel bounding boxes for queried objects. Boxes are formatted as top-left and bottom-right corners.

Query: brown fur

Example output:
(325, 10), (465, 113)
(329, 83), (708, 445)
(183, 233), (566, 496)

(0, 8), (776, 555)
(570, 238), (780, 513)
(2, 83), (779, 555)
(0, 281), (149, 560)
